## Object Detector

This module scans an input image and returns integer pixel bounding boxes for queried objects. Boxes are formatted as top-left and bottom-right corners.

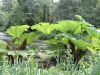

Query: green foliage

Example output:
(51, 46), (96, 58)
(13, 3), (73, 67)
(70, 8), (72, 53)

(55, 0), (100, 27)
(6, 25), (29, 38)
(0, 51), (99, 75)
(86, 27), (100, 38)
(91, 62), (100, 75)
(4, 17), (100, 63)
(22, 32), (40, 44)
(0, 0), (100, 74)
(6, 25), (29, 44)
(0, 15), (100, 75)
(31, 17), (100, 65)
(0, 40), (7, 50)
(32, 23), (55, 35)
(55, 0), (80, 20)
(54, 20), (87, 34)
(4, 25), (41, 50)
(31, 18), (100, 53)
(0, 17), (98, 70)
(0, 10), (10, 31)
(88, 38), (100, 53)
(1, 0), (100, 30)
(70, 38), (91, 50)
(1, 0), (54, 28)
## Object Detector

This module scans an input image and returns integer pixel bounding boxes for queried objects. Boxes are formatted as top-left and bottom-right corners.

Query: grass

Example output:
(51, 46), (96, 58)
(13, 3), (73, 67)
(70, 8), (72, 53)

(0, 50), (100, 75)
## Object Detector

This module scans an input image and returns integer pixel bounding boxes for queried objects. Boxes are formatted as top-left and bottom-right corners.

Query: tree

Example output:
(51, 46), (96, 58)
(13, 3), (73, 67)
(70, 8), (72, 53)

(79, 0), (98, 27)
(2, 0), (54, 28)
(88, 0), (100, 27)
(55, 0), (99, 27)
(2, 0), (13, 13)
(55, 0), (80, 20)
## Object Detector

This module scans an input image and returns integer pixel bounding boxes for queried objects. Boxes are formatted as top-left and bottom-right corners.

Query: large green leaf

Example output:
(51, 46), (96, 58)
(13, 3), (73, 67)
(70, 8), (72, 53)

(22, 32), (40, 44)
(54, 21), (68, 33)
(86, 27), (97, 37)
(55, 20), (87, 34)
(86, 27), (100, 39)
(70, 38), (91, 50)
(6, 25), (29, 38)
(6, 25), (30, 45)
(31, 23), (55, 35)
(56, 33), (70, 45)
(74, 21), (88, 34)
(14, 32), (40, 45)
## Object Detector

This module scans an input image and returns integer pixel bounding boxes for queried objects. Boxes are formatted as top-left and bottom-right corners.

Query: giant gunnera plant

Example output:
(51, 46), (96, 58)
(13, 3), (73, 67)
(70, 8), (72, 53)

(31, 15), (100, 65)
(0, 15), (100, 67)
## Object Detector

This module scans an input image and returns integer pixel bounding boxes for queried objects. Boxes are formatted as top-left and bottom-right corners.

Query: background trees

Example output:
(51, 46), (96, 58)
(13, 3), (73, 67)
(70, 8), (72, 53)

(55, 0), (99, 26)
(0, 0), (54, 31)
(0, 0), (100, 31)
(55, 0), (80, 20)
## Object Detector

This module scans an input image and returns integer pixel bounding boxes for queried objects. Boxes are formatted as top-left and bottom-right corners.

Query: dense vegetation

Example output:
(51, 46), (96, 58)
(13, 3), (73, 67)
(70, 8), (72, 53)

(1, 0), (100, 31)
(0, 0), (100, 75)
(0, 15), (100, 75)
